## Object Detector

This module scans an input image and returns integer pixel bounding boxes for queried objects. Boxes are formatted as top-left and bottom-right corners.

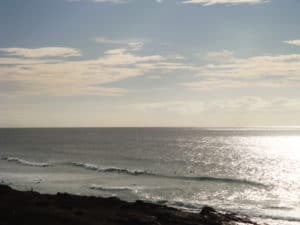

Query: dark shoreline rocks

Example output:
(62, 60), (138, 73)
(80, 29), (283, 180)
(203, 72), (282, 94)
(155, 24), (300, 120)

(0, 184), (261, 225)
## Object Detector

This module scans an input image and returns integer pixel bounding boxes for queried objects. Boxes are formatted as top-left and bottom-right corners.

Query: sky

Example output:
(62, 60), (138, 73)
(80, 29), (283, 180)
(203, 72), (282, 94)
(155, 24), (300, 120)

(0, 0), (300, 127)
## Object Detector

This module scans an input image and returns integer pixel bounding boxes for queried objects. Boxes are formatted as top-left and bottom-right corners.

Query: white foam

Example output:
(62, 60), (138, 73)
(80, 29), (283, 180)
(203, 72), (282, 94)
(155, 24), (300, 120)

(89, 184), (145, 192)
(2, 157), (51, 167)
(68, 161), (146, 175)
(70, 162), (98, 171)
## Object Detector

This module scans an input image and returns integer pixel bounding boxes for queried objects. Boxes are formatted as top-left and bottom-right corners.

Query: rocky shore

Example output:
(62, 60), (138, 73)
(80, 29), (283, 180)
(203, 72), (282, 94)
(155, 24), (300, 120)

(0, 184), (261, 225)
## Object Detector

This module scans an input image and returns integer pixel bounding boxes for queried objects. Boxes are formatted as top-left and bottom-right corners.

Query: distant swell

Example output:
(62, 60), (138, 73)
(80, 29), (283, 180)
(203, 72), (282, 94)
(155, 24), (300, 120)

(245, 211), (300, 223)
(89, 184), (144, 192)
(67, 161), (265, 187)
(1, 157), (51, 167)
(173, 176), (266, 187)
(256, 215), (300, 223)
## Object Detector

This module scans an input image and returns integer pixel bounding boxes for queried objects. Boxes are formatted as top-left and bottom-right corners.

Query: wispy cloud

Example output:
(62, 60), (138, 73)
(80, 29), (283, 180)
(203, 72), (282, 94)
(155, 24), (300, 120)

(205, 50), (234, 62)
(0, 46), (183, 96)
(136, 101), (205, 114)
(284, 40), (300, 47)
(0, 47), (81, 58)
(181, 0), (269, 5)
(68, 0), (163, 3)
(200, 54), (300, 78)
(206, 96), (300, 113)
(95, 37), (133, 45)
(135, 97), (300, 115)
(69, 0), (268, 5)
(67, 0), (129, 3)
(183, 53), (300, 89)
(94, 37), (144, 51)
(2, 44), (300, 97)
(92, 0), (128, 2)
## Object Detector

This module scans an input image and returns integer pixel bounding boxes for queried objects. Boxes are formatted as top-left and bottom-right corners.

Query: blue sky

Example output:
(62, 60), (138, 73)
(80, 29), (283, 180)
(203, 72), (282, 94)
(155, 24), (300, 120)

(1, 0), (300, 127)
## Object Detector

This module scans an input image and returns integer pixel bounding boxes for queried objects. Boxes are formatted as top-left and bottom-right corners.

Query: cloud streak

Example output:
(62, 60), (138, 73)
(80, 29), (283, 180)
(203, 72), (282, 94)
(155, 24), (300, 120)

(0, 46), (184, 96)
(95, 37), (144, 51)
(0, 47), (81, 58)
(285, 40), (300, 47)
(181, 0), (269, 5)
(205, 50), (234, 62)
(70, 0), (268, 5)
(1, 44), (300, 97)
(135, 97), (300, 116)
(183, 53), (300, 90)
(67, 0), (129, 3)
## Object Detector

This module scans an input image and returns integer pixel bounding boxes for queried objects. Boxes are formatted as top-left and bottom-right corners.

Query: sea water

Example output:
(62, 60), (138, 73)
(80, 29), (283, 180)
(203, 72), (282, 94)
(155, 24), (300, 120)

(0, 128), (300, 225)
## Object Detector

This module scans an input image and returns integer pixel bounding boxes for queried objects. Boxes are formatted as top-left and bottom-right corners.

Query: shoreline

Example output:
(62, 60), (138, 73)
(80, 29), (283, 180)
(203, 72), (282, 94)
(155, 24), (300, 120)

(0, 184), (261, 225)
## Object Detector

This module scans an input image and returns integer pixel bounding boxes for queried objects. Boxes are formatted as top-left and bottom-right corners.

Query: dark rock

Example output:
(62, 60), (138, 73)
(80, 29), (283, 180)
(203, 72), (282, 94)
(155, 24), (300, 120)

(200, 206), (217, 215)
(0, 184), (264, 225)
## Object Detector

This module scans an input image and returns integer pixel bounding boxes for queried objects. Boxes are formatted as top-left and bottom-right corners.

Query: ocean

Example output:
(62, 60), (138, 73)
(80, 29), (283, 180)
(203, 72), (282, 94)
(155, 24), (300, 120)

(0, 127), (299, 225)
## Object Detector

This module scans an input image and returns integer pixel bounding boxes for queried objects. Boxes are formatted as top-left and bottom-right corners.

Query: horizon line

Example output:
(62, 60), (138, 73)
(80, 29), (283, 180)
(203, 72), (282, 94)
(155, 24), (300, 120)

(1, 126), (300, 129)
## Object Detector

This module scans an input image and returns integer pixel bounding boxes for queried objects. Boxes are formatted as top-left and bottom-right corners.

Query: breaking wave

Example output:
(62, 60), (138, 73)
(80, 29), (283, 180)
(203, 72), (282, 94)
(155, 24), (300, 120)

(1, 157), (51, 167)
(67, 161), (265, 187)
(67, 162), (146, 176)
(1, 157), (266, 187)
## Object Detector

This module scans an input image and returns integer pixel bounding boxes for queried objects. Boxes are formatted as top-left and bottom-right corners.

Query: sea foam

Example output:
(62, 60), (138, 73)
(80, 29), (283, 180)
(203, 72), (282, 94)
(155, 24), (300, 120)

(89, 184), (145, 192)
(1, 157), (51, 167)
(67, 162), (147, 176)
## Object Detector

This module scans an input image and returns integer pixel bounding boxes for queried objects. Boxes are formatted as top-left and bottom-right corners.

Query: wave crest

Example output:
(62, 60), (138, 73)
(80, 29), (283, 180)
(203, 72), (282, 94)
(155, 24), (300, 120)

(1, 157), (51, 167)
(68, 162), (99, 171)
(67, 161), (265, 187)
(1, 157), (265, 187)
(67, 162), (147, 176)
(174, 176), (266, 187)
(99, 167), (146, 176)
